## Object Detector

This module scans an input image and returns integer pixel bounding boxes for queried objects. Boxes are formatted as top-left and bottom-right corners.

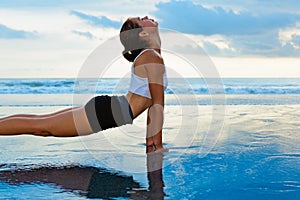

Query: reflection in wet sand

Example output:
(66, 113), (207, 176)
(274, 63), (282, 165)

(0, 152), (165, 199)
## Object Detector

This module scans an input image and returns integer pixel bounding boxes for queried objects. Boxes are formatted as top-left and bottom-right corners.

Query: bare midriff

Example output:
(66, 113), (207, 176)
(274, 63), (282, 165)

(125, 92), (153, 119)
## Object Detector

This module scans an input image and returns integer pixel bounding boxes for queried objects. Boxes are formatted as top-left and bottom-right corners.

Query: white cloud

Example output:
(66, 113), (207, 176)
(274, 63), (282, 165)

(70, 10), (122, 28)
(72, 30), (95, 39)
(0, 23), (37, 39)
(150, 0), (300, 56)
(182, 34), (236, 56)
(191, 34), (235, 51)
(153, 1), (300, 35)
(212, 56), (300, 78)
(0, 8), (122, 78)
(0, 9), (75, 35)
(0, 1), (300, 78)
(279, 22), (300, 49)
(192, 0), (300, 15)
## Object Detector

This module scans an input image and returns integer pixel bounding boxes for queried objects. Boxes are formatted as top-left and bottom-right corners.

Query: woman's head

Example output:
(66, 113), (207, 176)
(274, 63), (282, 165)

(120, 16), (159, 62)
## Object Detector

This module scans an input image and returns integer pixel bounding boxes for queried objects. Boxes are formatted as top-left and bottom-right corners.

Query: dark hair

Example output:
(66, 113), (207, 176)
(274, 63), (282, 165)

(120, 18), (149, 62)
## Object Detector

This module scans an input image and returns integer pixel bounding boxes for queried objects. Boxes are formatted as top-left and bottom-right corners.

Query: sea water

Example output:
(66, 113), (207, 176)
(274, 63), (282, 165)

(0, 78), (300, 199)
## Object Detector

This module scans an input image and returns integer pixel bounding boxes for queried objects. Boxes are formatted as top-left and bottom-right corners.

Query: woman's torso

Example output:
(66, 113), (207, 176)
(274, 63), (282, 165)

(125, 92), (152, 119)
(125, 49), (166, 118)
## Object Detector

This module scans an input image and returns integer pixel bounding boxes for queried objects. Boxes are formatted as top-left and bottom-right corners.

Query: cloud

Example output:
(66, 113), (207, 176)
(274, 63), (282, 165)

(223, 30), (300, 57)
(290, 35), (300, 49)
(0, 24), (37, 39)
(72, 30), (95, 39)
(152, 1), (300, 35)
(194, 0), (300, 15)
(150, 1), (300, 57)
(279, 23), (300, 48)
(70, 10), (122, 29)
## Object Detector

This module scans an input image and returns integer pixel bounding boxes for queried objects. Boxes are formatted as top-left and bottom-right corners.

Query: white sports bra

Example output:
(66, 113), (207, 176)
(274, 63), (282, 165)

(128, 49), (168, 99)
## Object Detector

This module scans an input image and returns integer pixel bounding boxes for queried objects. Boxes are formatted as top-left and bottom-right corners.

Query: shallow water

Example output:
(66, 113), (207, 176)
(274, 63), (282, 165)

(1, 103), (300, 199)
(1, 78), (300, 199)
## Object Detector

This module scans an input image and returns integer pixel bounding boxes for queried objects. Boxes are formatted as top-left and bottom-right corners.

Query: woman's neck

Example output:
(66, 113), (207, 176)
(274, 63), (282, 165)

(142, 48), (161, 54)
(147, 32), (161, 53)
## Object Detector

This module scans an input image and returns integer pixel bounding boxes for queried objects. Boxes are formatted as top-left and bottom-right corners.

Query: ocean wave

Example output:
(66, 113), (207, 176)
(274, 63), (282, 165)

(165, 86), (300, 95)
(224, 86), (300, 94)
(0, 94), (300, 106)
(0, 78), (299, 94)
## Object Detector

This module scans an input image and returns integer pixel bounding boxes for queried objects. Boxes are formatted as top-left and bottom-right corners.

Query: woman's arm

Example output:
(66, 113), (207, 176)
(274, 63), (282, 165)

(144, 52), (168, 153)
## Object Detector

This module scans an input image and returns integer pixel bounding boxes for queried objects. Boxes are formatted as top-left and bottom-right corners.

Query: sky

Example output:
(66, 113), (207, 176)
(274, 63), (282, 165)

(0, 0), (299, 78)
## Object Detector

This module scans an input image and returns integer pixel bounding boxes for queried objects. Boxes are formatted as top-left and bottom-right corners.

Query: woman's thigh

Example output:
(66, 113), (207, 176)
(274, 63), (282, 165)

(41, 106), (94, 137)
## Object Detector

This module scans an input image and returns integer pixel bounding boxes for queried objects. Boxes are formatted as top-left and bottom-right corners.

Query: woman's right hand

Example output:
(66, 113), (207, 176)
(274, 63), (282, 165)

(146, 144), (169, 153)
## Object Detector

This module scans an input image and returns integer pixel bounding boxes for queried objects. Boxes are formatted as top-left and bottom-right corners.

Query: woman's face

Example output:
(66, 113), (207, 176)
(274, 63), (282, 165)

(131, 16), (158, 28)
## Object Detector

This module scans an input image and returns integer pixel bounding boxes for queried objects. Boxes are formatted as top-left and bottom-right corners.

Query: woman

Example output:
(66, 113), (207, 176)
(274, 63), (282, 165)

(0, 16), (168, 153)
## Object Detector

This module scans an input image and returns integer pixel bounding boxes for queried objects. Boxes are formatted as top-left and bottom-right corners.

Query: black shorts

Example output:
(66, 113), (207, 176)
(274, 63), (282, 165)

(84, 95), (133, 133)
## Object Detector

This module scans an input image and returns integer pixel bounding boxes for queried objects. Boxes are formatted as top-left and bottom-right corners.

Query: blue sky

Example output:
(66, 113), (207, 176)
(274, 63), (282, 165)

(0, 0), (299, 77)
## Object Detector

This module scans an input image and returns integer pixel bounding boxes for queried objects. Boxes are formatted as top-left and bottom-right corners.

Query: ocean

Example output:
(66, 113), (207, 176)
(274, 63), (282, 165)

(0, 78), (299, 95)
(0, 78), (299, 107)
(0, 78), (300, 199)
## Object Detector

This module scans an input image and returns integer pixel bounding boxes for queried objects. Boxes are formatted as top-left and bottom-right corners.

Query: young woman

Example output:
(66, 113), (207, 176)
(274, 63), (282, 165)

(0, 16), (168, 153)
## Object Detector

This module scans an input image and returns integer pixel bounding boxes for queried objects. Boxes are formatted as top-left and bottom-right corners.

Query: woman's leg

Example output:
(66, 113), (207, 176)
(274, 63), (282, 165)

(0, 107), (79, 122)
(0, 106), (94, 137)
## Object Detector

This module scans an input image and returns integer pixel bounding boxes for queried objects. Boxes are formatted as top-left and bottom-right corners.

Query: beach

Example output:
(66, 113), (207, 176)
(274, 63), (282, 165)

(0, 78), (300, 199)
